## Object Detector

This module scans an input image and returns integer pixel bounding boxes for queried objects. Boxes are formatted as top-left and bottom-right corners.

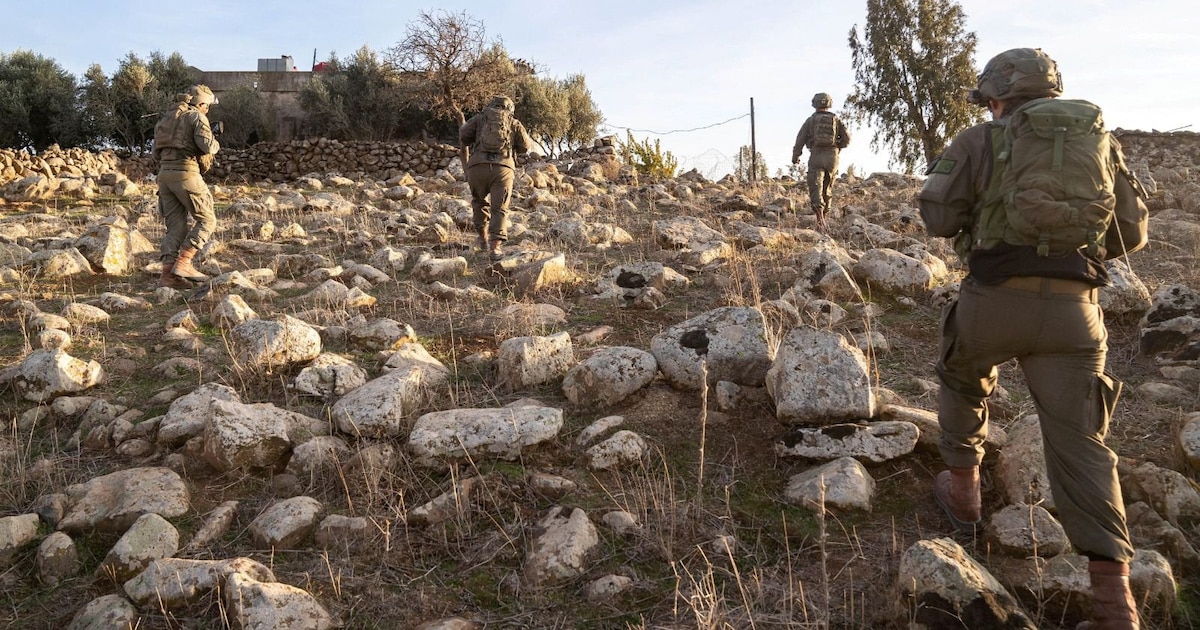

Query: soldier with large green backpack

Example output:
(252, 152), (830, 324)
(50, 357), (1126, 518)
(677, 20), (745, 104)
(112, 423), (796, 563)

(459, 95), (533, 261)
(918, 48), (1149, 630)
(791, 92), (851, 229)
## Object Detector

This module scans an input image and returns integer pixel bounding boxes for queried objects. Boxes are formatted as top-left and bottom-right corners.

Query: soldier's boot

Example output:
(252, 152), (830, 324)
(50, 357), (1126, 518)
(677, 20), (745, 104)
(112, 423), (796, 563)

(158, 258), (191, 289)
(934, 466), (981, 533)
(171, 246), (209, 282)
(812, 205), (827, 231)
(1077, 561), (1139, 630)
(488, 239), (504, 262)
(476, 230), (489, 252)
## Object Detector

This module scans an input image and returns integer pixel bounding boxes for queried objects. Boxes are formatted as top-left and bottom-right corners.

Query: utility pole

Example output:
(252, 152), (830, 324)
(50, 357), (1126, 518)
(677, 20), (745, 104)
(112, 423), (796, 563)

(750, 97), (758, 183)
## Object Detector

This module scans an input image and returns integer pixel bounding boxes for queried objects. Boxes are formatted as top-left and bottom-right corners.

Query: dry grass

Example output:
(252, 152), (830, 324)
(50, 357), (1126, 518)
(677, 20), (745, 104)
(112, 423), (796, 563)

(0, 170), (1196, 629)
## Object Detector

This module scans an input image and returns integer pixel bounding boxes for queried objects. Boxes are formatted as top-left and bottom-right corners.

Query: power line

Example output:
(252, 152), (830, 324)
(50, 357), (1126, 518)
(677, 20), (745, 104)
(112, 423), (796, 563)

(601, 113), (750, 136)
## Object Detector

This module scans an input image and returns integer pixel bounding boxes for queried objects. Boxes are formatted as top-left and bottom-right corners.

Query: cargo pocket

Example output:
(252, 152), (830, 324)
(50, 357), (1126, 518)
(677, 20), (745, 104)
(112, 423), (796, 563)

(1089, 372), (1123, 437)
(938, 300), (960, 369)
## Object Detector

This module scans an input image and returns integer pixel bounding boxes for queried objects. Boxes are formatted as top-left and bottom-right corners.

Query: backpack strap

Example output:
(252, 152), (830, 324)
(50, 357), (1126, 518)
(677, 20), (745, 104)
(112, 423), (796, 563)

(958, 121), (1012, 258)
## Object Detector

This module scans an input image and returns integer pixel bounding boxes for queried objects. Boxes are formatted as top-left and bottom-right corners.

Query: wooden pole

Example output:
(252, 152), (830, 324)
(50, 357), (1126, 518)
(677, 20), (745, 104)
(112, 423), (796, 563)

(750, 97), (758, 183)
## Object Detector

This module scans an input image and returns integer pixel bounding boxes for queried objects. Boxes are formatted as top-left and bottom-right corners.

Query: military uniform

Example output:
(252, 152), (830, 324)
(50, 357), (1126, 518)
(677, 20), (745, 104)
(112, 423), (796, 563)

(792, 106), (850, 220)
(918, 117), (1146, 564)
(458, 96), (532, 249)
(153, 93), (220, 276)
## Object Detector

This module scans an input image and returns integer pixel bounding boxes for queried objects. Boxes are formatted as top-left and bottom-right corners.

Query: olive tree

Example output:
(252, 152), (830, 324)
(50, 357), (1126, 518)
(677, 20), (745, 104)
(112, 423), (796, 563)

(212, 85), (272, 148)
(845, 0), (984, 173)
(0, 50), (80, 150)
(105, 51), (198, 153)
(301, 47), (442, 141)
(512, 72), (602, 157)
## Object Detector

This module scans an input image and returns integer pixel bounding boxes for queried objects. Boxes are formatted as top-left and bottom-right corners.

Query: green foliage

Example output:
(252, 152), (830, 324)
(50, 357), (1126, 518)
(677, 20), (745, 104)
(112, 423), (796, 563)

(212, 85), (273, 148)
(78, 64), (115, 149)
(560, 74), (602, 153)
(512, 74), (568, 155)
(617, 131), (678, 180)
(0, 50), (80, 150)
(846, 0), (984, 174)
(0, 19), (602, 154)
(511, 73), (602, 157)
(105, 51), (199, 154)
(301, 46), (441, 142)
(734, 145), (768, 182)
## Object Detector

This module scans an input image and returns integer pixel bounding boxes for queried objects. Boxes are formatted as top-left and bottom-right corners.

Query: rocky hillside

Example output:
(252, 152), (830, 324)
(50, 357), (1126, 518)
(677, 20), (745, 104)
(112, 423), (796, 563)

(0, 131), (1198, 629)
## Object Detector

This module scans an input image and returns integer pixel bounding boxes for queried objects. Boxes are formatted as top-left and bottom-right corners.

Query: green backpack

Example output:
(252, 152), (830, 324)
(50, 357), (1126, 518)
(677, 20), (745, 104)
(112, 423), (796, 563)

(477, 105), (514, 155)
(812, 111), (838, 148)
(969, 98), (1117, 257)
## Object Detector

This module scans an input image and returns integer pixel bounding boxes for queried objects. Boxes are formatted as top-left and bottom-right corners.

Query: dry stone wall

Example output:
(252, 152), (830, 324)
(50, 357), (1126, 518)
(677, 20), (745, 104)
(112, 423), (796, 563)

(0, 146), (124, 184)
(2, 131), (1191, 192)
(208, 138), (460, 182)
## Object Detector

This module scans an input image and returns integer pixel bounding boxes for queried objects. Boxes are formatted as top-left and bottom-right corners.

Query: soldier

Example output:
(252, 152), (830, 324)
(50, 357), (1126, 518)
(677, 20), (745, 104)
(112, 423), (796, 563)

(152, 84), (220, 288)
(459, 95), (533, 261)
(792, 92), (850, 228)
(918, 48), (1148, 630)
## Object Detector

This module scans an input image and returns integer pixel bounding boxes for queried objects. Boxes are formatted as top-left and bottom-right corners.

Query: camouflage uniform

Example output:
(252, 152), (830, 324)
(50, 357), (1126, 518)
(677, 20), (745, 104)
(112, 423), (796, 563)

(792, 97), (850, 221)
(152, 93), (220, 267)
(458, 96), (532, 245)
(918, 110), (1147, 565)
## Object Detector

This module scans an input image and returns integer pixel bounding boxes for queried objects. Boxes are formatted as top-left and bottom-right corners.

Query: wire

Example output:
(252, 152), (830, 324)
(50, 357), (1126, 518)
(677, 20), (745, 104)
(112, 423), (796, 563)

(601, 113), (751, 136)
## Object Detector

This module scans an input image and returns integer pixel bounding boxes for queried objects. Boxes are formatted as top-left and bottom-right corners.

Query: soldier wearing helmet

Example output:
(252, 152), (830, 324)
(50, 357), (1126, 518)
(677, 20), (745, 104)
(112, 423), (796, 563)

(459, 95), (534, 261)
(151, 84), (221, 288)
(918, 48), (1147, 630)
(791, 92), (850, 229)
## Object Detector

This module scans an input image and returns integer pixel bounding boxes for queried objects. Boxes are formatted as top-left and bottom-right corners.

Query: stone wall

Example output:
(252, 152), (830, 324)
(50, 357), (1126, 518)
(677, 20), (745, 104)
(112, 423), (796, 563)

(0, 146), (124, 183)
(208, 138), (462, 182)
(11, 130), (1186, 191)
(120, 137), (623, 185)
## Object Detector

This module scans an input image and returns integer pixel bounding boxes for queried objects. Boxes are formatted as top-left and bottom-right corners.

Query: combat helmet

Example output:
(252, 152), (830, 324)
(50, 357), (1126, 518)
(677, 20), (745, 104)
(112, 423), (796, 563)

(187, 84), (219, 107)
(967, 48), (1062, 106)
(488, 95), (515, 112)
(812, 92), (833, 109)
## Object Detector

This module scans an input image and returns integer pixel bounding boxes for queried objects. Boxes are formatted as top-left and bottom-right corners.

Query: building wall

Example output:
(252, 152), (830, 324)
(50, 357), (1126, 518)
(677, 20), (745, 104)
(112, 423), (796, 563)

(192, 70), (313, 142)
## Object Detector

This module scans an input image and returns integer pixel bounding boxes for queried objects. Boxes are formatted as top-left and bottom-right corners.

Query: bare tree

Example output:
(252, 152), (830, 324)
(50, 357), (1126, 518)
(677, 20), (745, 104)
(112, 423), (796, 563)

(387, 9), (521, 127)
(845, 0), (984, 174)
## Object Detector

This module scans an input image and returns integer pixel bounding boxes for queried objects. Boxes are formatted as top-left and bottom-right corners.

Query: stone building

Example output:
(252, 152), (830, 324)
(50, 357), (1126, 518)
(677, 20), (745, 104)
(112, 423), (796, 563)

(193, 56), (316, 142)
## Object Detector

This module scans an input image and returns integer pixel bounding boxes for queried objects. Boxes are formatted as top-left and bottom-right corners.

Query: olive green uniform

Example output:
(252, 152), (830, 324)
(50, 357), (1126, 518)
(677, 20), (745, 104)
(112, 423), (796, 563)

(792, 111), (850, 215)
(458, 111), (532, 243)
(917, 120), (1145, 563)
(153, 102), (219, 264)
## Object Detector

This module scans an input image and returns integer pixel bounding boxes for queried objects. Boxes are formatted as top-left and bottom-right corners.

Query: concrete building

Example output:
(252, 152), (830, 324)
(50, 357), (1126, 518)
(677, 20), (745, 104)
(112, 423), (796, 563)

(193, 56), (315, 142)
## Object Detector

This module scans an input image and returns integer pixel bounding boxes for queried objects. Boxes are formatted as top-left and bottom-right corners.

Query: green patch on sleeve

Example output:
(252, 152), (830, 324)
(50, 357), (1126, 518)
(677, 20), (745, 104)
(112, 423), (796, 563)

(931, 158), (956, 174)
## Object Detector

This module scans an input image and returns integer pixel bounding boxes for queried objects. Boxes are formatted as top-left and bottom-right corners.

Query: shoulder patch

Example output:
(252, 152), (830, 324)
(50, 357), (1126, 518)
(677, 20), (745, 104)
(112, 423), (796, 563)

(931, 158), (956, 175)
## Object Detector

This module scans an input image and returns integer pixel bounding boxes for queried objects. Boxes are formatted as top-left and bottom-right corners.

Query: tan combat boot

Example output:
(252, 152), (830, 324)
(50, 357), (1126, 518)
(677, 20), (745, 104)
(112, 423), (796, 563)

(1077, 560), (1139, 630)
(488, 239), (504, 262)
(171, 246), (209, 282)
(158, 258), (191, 289)
(933, 466), (981, 532)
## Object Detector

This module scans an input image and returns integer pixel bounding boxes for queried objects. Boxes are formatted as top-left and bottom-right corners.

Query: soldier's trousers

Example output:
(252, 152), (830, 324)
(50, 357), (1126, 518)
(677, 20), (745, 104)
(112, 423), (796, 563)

(467, 163), (515, 242)
(936, 276), (1133, 563)
(157, 169), (216, 262)
(806, 149), (839, 213)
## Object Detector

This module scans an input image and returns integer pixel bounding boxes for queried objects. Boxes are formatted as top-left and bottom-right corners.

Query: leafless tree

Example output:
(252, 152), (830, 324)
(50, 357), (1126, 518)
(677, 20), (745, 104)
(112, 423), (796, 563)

(387, 9), (523, 126)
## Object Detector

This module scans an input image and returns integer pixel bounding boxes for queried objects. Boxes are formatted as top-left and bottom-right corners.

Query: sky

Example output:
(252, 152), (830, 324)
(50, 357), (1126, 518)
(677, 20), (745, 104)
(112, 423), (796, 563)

(2, 0), (1197, 178)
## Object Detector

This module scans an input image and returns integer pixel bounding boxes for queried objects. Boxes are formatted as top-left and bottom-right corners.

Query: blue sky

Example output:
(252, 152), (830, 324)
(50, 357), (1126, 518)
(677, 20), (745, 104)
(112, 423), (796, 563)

(3, 0), (1196, 177)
